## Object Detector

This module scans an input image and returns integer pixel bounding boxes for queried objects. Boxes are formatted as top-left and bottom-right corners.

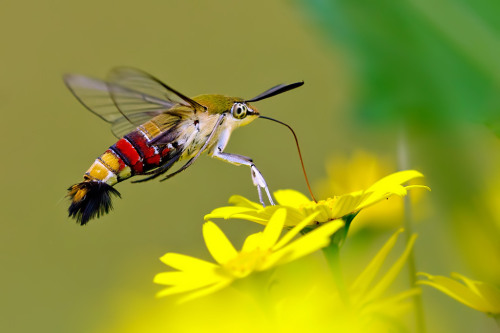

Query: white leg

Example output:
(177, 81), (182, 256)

(212, 150), (275, 206)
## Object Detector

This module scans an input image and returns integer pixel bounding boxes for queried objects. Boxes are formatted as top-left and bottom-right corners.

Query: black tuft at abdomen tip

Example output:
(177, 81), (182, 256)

(68, 181), (121, 225)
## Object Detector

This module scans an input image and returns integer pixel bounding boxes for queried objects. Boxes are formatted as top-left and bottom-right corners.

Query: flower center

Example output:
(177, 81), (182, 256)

(297, 198), (337, 223)
(223, 249), (270, 278)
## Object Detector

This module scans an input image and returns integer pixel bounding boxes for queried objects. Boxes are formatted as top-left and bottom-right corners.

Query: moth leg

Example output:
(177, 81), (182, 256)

(212, 150), (275, 206)
(256, 184), (264, 208)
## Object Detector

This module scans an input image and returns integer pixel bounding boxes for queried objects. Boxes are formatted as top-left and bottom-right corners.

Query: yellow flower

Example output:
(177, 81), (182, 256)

(96, 229), (420, 333)
(418, 272), (500, 315)
(154, 209), (344, 303)
(205, 170), (429, 227)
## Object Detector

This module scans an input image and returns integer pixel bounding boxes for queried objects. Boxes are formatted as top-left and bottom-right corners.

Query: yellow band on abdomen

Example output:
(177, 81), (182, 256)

(140, 121), (162, 141)
(85, 160), (118, 185)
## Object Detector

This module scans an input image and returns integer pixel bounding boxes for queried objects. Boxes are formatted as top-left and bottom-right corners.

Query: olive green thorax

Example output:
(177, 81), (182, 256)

(192, 94), (250, 114)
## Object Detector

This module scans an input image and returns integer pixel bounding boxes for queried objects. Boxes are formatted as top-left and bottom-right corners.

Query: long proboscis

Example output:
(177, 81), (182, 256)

(259, 116), (317, 202)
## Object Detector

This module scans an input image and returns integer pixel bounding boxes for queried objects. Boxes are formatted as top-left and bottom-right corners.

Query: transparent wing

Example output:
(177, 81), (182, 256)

(110, 113), (159, 138)
(107, 67), (205, 115)
(64, 67), (204, 138)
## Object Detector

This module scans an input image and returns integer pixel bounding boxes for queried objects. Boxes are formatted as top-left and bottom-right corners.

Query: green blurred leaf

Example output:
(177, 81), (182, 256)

(302, 0), (500, 125)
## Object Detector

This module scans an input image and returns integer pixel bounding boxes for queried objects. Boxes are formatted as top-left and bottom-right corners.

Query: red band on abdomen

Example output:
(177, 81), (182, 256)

(131, 161), (144, 173)
(115, 138), (141, 165)
(126, 132), (156, 158)
(146, 154), (161, 165)
(125, 131), (172, 170)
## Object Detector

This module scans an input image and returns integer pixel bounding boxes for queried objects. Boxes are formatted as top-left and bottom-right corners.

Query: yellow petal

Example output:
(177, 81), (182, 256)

(207, 206), (306, 227)
(273, 212), (322, 250)
(261, 209), (286, 249)
(228, 194), (262, 209)
(473, 283), (500, 312)
(350, 229), (404, 295)
(451, 273), (500, 312)
(352, 170), (428, 212)
(451, 272), (483, 297)
(204, 206), (259, 221)
(156, 282), (212, 298)
(330, 192), (367, 218)
(154, 270), (220, 287)
(362, 288), (421, 316)
(154, 271), (196, 286)
(280, 207), (312, 226)
(366, 170), (424, 192)
(263, 220), (344, 270)
(355, 185), (429, 213)
(160, 253), (218, 272)
(406, 185), (431, 192)
(203, 222), (238, 265)
(358, 188), (404, 210)
(417, 273), (495, 313)
(363, 233), (418, 303)
(177, 280), (233, 303)
(209, 207), (280, 225)
(273, 189), (311, 206)
(155, 271), (223, 297)
(241, 232), (263, 252)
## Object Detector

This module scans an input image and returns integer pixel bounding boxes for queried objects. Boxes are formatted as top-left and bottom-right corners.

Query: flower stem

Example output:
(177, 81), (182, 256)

(399, 125), (427, 333)
(322, 233), (350, 306)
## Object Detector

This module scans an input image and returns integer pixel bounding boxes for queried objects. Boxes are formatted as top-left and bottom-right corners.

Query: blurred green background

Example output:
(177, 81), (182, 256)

(1, 0), (499, 332)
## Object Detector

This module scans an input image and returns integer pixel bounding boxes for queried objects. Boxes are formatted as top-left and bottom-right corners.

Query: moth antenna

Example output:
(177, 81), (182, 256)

(259, 116), (317, 202)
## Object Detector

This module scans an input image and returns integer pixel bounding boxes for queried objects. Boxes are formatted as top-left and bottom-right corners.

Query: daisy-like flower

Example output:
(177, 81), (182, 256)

(418, 272), (500, 316)
(205, 170), (429, 229)
(99, 229), (420, 333)
(154, 209), (344, 303)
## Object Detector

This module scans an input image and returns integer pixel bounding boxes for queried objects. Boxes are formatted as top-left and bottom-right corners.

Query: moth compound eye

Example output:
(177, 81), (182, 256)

(231, 103), (248, 119)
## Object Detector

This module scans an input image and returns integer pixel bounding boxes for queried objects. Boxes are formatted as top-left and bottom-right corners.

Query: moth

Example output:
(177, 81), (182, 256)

(65, 67), (309, 225)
